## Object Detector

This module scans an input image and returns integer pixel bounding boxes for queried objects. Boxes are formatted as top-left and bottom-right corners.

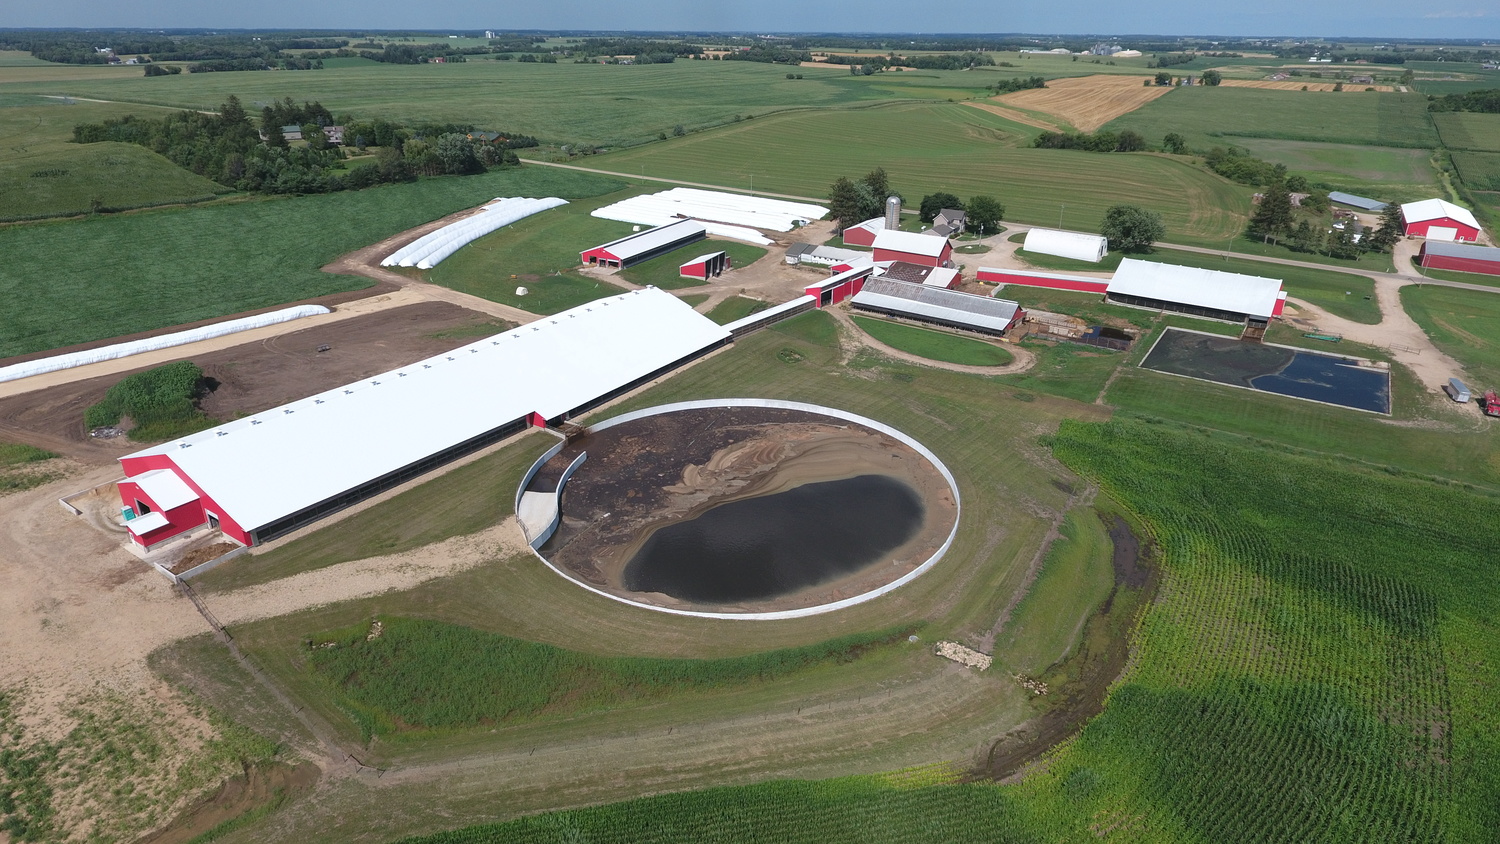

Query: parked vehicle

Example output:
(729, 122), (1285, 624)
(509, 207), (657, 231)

(1447, 377), (1472, 403)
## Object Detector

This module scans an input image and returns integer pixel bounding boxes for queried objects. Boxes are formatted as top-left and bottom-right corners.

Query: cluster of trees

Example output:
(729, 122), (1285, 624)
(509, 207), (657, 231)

(72, 95), (520, 196)
(1033, 129), (1148, 152)
(1428, 89), (1500, 114)
(826, 168), (901, 229)
(1100, 205), (1166, 252)
(989, 75), (1046, 95)
(570, 39), (703, 60)
(1248, 179), (1399, 258)
(1148, 52), (1198, 68)
(1204, 146), (1288, 187)
(722, 46), (813, 65)
(918, 192), (1005, 235)
(142, 64), (182, 77)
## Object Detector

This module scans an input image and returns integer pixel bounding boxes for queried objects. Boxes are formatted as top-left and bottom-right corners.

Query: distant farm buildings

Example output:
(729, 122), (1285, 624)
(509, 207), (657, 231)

(1400, 199), (1481, 242)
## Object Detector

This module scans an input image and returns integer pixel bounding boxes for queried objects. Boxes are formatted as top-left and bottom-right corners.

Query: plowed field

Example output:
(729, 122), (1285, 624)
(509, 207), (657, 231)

(994, 75), (1176, 132)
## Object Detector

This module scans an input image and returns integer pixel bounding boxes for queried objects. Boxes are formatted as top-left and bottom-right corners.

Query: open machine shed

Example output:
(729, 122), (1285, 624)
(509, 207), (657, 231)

(118, 288), (731, 550)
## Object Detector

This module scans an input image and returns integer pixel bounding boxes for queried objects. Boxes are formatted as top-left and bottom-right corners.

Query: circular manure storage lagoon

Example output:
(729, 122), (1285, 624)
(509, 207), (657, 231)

(521, 400), (961, 620)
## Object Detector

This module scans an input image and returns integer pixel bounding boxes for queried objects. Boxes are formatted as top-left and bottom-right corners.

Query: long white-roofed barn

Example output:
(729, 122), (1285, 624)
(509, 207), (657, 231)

(117, 288), (731, 550)
(580, 220), (707, 269)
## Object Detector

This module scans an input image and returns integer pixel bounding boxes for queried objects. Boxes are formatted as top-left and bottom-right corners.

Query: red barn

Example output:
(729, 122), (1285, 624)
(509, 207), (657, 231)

(680, 251), (730, 280)
(840, 217), (885, 247)
(977, 267), (1110, 294)
(804, 265), (874, 307)
(1420, 241), (1500, 276)
(581, 220), (706, 268)
(872, 229), (953, 268)
(1400, 199), (1482, 242)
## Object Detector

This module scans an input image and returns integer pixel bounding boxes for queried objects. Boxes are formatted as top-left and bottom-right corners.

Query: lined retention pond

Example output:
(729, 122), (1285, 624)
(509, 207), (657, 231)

(622, 474), (925, 604)
(1140, 328), (1391, 414)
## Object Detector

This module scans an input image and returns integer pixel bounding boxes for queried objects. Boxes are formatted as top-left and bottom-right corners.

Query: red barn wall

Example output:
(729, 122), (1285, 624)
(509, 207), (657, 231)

(977, 269), (1109, 293)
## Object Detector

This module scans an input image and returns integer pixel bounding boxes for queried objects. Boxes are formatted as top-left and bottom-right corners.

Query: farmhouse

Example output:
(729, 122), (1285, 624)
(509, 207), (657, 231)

(850, 278), (1025, 337)
(680, 251), (730, 280)
(116, 288), (731, 550)
(872, 229), (954, 268)
(1023, 228), (1109, 263)
(930, 209), (966, 238)
(1419, 241), (1500, 277)
(1400, 198), (1482, 242)
(841, 217), (886, 247)
(1106, 259), (1286, 330)
(580, 220), (706, 269)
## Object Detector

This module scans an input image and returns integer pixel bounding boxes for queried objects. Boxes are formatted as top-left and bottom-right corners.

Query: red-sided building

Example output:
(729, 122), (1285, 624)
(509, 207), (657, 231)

(580, 220), (706, 268)
(1420, 240), (1500, 276)
(977, 267), (1110, 294)
(679, 251), (730, 280)
(804, 266), (874, 307)
(840, 218), (885, 247)
(1400, 199), (1482, 242)
(871, 229), (953, 268)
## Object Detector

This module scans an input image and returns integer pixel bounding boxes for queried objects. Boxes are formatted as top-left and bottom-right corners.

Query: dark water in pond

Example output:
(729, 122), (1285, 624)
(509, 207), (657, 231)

(623, 474), (925, 604)
(1251, 354), (1391, 413)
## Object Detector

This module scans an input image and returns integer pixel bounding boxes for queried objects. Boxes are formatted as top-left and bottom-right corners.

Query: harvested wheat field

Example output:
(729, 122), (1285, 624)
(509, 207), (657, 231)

(993, 74), (1176, 133)
(962, 101), (1062, 132)
(1221, 79), (1395, 92)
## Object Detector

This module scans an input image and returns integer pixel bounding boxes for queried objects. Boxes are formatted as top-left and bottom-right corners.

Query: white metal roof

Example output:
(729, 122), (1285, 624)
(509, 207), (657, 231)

(1023, 228), (1108, 263)
(847, 217), (886, 234)
(922, 267), (961, 288)
(1401, 198), (1480, 230)
(591, 220), (706, 262)
(133, 469), (199, 511)
(592, 188), (826, 246)
(873, 229), (949, 258)
(681, 251), (726, 266)
(851, 278), (1021, 333)
(1108, 259), (1284, 320)
(125, 512), (170, 536)
(123, 288), (730, 533)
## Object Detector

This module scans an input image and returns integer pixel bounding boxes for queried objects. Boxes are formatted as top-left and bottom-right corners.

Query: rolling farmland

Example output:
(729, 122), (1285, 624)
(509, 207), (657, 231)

(0, 59), (997, 148)
(1432, 112), (1500, 152)
(389, 419), (1500, 842)
(0, 167), (622, 359)
(592, 102), (1250, 241)
(1102, 87), (1439, 151)
(992, 74), (1175, 132)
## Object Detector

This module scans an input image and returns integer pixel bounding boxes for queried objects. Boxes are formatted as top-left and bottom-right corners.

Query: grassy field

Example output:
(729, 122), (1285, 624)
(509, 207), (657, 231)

(0, 441), (60, 494)
(1101, 88), (1439, 151)
(393, 418), (1500, 842)
(850, 316), (1014, 366)
(0, 166), (624, 360)
(1450, 151), (1500, 192)
(590, 102), (1251, 241)
(0, 95), (227, 220)
(704, 295), (769, 325)
(1228, 138), (1438, 195)
(2, 60), (1000, 148)
(1402, 286), (1500, 391)
(1433, 112), (1500, 153)
(308, 618), (914, 742)
(617, 240), (768, 290)
(1415, 266), (1500, 287)
(182, 311), (1126, 841)
(990, 506), (1115, 675)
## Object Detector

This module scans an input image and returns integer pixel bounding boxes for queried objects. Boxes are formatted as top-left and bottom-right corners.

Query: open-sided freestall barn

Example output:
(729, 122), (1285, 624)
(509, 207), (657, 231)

(581, 220), (706, 269)
(117, 288), (730, 550)
(850, 277), (1025, 337)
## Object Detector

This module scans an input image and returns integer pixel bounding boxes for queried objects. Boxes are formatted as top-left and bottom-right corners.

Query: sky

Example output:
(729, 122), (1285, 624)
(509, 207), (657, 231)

(9, 0), (1500, 40)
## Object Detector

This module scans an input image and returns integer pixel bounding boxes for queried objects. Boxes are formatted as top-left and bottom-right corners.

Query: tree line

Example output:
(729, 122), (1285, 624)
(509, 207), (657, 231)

(72, 96), (523, 196)
(1428, 89), (1500, 114)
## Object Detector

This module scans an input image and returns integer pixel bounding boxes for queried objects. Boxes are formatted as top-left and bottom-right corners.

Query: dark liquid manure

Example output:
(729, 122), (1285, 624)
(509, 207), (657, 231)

(622, 474), (925, 604)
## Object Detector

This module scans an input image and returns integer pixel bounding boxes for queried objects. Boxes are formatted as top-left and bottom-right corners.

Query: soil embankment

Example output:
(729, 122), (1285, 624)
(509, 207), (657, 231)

(976, 514), (1158, 781)
(535, 406), (956, 614)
